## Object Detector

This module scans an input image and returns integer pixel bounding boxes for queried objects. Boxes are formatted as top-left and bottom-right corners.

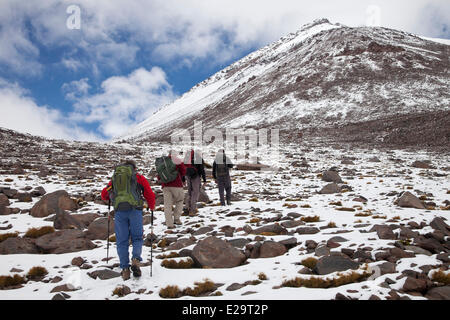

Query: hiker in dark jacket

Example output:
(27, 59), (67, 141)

(184, 149), (206, 216)
(101, 160), (155, 281)
(212, 149), (234, 206)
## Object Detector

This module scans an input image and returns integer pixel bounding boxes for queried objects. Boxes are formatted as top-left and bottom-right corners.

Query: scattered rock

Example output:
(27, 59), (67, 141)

(30, 190), (78, 218)
(315, 245), (330, 257)
(54, 210), (84, 230)
(251, 224), (287, 235)
(296, 227), (320, 235)
(192, 226), (213, 236)
(430, 217), (450, 236)
(35, 229), (96, 254)
(0, 237), (39, 254)
(88, 269), (121, 280)
(51, 292), (71, 300)
(411, 160), (432, 169)
(71, 257), (85, 267)
(50, 283), (79, 293)
(319, 183), (341, 194)
(322, 171), (343, 183)
(85, 217), (114, 240)
(369, 225), (397, 240)
(191, 236), (246, 268)
(166, 238), (196, 250)
(227, 238), (250, 249)
(226, 283), (246, 291)
(404, 245), (432, 256)
(402, 277), (427, 293)
(258, 241), (287, 258)
(425, 286), (450, 300)
(397, 191), (425, 209)
(313, 253), (361, 275)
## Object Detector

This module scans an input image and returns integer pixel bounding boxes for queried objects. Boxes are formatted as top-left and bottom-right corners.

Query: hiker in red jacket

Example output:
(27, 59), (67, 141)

(101, 160), (155, 281)
(156, 151), (186, 229)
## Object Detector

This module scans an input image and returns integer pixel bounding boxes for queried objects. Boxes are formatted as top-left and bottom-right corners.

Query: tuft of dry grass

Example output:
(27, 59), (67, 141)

(300, 204), (312, 208)
(329, 201), (342, 206)
(258, 272), (268, 281)
(282, 271), (371, 289)
(355, 212), (371, 217)
(301, 257), (318, 269)
(258, 232), (277, 236)
(249, 217), (261, 224)
(283, 203), (298, 209)
(0, 274), (26, 289)
(0, 232), (19, 243)
(301, 216), (320, 223)
(327, 221), (337, 228)
(161, 259), (194, 269)
(156, 252), (180, 259)
(112, 285), (131, 297)
(159, 285), (182, 298)
(431, 270), (450, 285)
(372, 215), (387, 219)
(159, 279), (217, 298)
(158, 238), (168, 248)
(24, 226), (55, 238)
(183, 279), (216, 297)
(248, 197), (259, 202)
(26, 266), (48, 280)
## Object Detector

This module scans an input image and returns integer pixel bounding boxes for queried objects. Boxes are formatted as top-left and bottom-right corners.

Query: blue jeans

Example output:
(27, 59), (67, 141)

(114, 208), (143, 269)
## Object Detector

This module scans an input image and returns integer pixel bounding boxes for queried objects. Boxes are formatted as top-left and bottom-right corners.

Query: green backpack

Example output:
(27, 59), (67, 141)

(155, 156), (178, 183)
(111, 164), (143, 211)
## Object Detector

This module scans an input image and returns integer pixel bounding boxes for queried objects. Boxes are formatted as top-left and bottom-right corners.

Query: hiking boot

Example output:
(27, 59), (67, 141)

(131, 258), (142, 278)
(121, 268), (131, 281)
(189, 212), (197, 217)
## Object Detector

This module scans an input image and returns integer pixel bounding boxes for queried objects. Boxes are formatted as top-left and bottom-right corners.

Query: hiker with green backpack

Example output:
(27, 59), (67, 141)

(155, 151), (186, 229)
(101, 160), (156, 281)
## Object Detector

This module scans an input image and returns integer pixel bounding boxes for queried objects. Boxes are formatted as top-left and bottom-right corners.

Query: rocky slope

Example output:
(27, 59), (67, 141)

(0, 127), (449, 300)
(118, 19), (450, 148)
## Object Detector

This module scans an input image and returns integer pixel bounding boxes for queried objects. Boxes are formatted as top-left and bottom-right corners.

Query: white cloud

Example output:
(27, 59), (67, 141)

(68, 67), (177, 138)
(62, 78), (90, 100)
(0, 79), (100, 141)
(1, 0), (448, 77)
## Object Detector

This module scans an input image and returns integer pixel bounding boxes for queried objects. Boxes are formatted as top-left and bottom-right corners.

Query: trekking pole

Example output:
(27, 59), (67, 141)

(150, 209), (154, 277)
(106, 199), (111, 264)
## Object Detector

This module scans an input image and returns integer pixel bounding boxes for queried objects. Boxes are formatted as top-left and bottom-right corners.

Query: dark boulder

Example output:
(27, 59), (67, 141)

(191, 236), (246, 268)
(313, 253), (361, 275)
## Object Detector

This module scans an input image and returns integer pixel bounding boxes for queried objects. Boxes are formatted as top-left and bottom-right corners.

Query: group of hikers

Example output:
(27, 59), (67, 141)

(100, 149), (234, 280)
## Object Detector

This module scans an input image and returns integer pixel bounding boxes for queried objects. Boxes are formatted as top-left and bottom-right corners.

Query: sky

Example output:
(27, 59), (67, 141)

(0, 0), (449, 142)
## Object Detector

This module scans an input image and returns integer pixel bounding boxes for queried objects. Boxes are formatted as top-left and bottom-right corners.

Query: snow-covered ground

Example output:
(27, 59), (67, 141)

(0, 133), (448, 300)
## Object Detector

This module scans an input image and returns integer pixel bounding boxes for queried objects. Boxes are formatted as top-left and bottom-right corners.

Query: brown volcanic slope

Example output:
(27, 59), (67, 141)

(120, 19), (450, 149)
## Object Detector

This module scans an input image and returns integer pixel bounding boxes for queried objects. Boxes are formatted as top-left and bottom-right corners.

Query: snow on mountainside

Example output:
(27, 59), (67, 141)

(118, 19), (450, 144)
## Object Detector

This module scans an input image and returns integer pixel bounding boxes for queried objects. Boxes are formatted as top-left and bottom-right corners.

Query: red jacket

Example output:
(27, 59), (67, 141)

(157, 155), (186, 188)
(101, 173), (156, 210)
